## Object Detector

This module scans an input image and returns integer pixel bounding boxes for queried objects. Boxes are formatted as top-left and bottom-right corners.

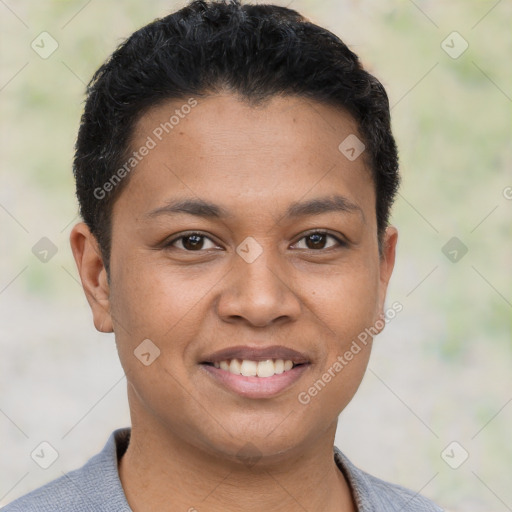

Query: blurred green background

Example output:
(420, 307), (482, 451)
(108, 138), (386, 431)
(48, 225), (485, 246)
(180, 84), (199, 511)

(1, 1), (511, 510)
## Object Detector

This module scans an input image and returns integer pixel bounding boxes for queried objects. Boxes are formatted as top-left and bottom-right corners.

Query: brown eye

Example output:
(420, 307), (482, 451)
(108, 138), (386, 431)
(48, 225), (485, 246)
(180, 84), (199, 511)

(294, 232), (344, 250)
(306, 233), (328, 249)
(182, 234), (204, 250)
(169, 233), (218, 251)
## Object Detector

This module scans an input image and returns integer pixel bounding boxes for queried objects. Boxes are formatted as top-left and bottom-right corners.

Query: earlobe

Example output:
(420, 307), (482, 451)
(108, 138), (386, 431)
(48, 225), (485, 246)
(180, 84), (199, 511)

(69, 222), (113, 333)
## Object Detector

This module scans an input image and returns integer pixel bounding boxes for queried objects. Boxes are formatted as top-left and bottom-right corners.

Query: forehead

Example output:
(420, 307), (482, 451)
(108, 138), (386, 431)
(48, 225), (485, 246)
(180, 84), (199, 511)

(115, 94), (375, 224)
(135, 93), (364, 162)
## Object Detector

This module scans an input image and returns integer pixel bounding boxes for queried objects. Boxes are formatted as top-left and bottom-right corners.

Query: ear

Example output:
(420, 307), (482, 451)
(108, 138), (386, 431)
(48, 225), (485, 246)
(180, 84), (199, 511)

(375, 226), (398, 329)
(69, 222), (113, 333)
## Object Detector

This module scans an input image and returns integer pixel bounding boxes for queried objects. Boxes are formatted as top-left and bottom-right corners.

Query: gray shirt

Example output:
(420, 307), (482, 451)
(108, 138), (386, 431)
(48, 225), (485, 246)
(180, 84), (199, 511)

(2, 429), (443, 511)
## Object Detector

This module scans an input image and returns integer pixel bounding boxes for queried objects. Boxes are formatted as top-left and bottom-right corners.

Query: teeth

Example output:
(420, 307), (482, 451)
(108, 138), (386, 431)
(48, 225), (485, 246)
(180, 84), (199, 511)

(229, 359), (241, 374)
(256, 359), (275, 378)
(213, 358), (297, 378)
(240, 360), (257, 377)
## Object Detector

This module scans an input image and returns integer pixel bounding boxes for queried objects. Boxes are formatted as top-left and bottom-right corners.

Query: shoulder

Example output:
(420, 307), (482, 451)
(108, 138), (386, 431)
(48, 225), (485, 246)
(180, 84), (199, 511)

(1, 429), (132, 512)
(1, 467), (95, 512)
(334, 447), (444, 512)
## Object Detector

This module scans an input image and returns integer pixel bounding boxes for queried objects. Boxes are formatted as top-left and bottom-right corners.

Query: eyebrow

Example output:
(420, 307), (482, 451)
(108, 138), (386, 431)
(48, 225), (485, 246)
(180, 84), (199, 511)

(286, 195), (364, 221)
(145, 198), (231, 219)
(144, 195), (364, 222)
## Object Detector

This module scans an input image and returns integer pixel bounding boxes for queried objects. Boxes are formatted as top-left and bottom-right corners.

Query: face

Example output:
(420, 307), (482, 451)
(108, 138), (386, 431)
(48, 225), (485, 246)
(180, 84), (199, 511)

(72, 94), (397, 463)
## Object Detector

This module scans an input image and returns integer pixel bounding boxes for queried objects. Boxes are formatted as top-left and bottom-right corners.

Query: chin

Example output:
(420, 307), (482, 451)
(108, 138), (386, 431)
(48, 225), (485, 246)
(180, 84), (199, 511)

(196, 423), (313, 466)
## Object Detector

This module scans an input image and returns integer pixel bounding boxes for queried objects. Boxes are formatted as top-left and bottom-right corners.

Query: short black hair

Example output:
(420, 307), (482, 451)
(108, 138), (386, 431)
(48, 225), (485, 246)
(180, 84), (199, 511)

(73, 0), (399, 272)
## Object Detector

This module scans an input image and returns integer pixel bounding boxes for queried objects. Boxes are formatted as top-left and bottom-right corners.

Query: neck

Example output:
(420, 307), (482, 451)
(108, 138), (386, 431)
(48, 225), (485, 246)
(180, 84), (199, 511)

(118, 417), (355, 512)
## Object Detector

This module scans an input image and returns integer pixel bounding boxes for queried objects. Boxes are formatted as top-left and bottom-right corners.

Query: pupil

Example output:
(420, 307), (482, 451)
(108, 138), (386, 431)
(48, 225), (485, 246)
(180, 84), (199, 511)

(307, 233), (325, 249)
(184, 234), (203, 250)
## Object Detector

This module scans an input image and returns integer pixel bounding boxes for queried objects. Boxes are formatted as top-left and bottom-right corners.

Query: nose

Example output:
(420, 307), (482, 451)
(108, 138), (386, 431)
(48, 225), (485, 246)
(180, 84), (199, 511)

(216, 249), (302, 328)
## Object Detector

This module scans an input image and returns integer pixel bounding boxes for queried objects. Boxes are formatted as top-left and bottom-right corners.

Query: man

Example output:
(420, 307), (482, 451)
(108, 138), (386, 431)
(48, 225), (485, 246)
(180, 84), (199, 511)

(3, 1), (443, 510)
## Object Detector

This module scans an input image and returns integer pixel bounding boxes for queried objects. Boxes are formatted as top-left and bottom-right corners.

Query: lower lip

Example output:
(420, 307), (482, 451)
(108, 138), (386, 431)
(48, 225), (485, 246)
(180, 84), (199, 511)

(201, 364), (310, 399)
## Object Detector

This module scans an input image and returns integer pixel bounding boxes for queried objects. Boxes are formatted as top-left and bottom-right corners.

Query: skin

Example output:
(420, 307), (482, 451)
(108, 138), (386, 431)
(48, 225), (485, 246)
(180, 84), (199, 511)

(70, 94), (397, 511)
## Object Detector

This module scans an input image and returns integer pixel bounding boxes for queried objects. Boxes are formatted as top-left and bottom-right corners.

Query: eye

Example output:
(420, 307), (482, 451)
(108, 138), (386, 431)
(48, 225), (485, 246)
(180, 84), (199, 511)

(292, 231), (346, 251)
(167, 232), (220, 251)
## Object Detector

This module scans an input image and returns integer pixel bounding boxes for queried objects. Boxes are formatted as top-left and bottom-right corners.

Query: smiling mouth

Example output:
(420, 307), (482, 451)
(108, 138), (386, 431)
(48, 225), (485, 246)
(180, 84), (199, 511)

(199, 345), (311, 398)
(202, 358), (305, 378)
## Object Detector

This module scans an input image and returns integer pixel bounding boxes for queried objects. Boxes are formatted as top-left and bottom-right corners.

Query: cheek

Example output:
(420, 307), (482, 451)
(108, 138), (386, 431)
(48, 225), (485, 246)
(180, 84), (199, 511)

(298, 345), (371, 423)
(110, 255), (207, 335)
(109, 262), (202, 407)
(304, 260), (381, 340)
(108, 255), (227, 384)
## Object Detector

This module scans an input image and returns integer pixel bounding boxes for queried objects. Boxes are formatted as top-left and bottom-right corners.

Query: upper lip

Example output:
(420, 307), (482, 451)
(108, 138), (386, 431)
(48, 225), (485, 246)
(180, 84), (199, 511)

(201, 345), (310, 364)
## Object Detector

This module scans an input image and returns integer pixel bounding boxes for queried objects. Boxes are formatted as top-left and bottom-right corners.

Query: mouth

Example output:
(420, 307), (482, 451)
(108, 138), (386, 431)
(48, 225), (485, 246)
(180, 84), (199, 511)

(203, 358), (303, 377)
(199, 345), (311, 399)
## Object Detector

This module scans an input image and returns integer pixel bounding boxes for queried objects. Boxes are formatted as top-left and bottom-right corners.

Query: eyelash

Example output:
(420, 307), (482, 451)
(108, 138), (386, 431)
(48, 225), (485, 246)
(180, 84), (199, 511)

(164, 230), (347, 252)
